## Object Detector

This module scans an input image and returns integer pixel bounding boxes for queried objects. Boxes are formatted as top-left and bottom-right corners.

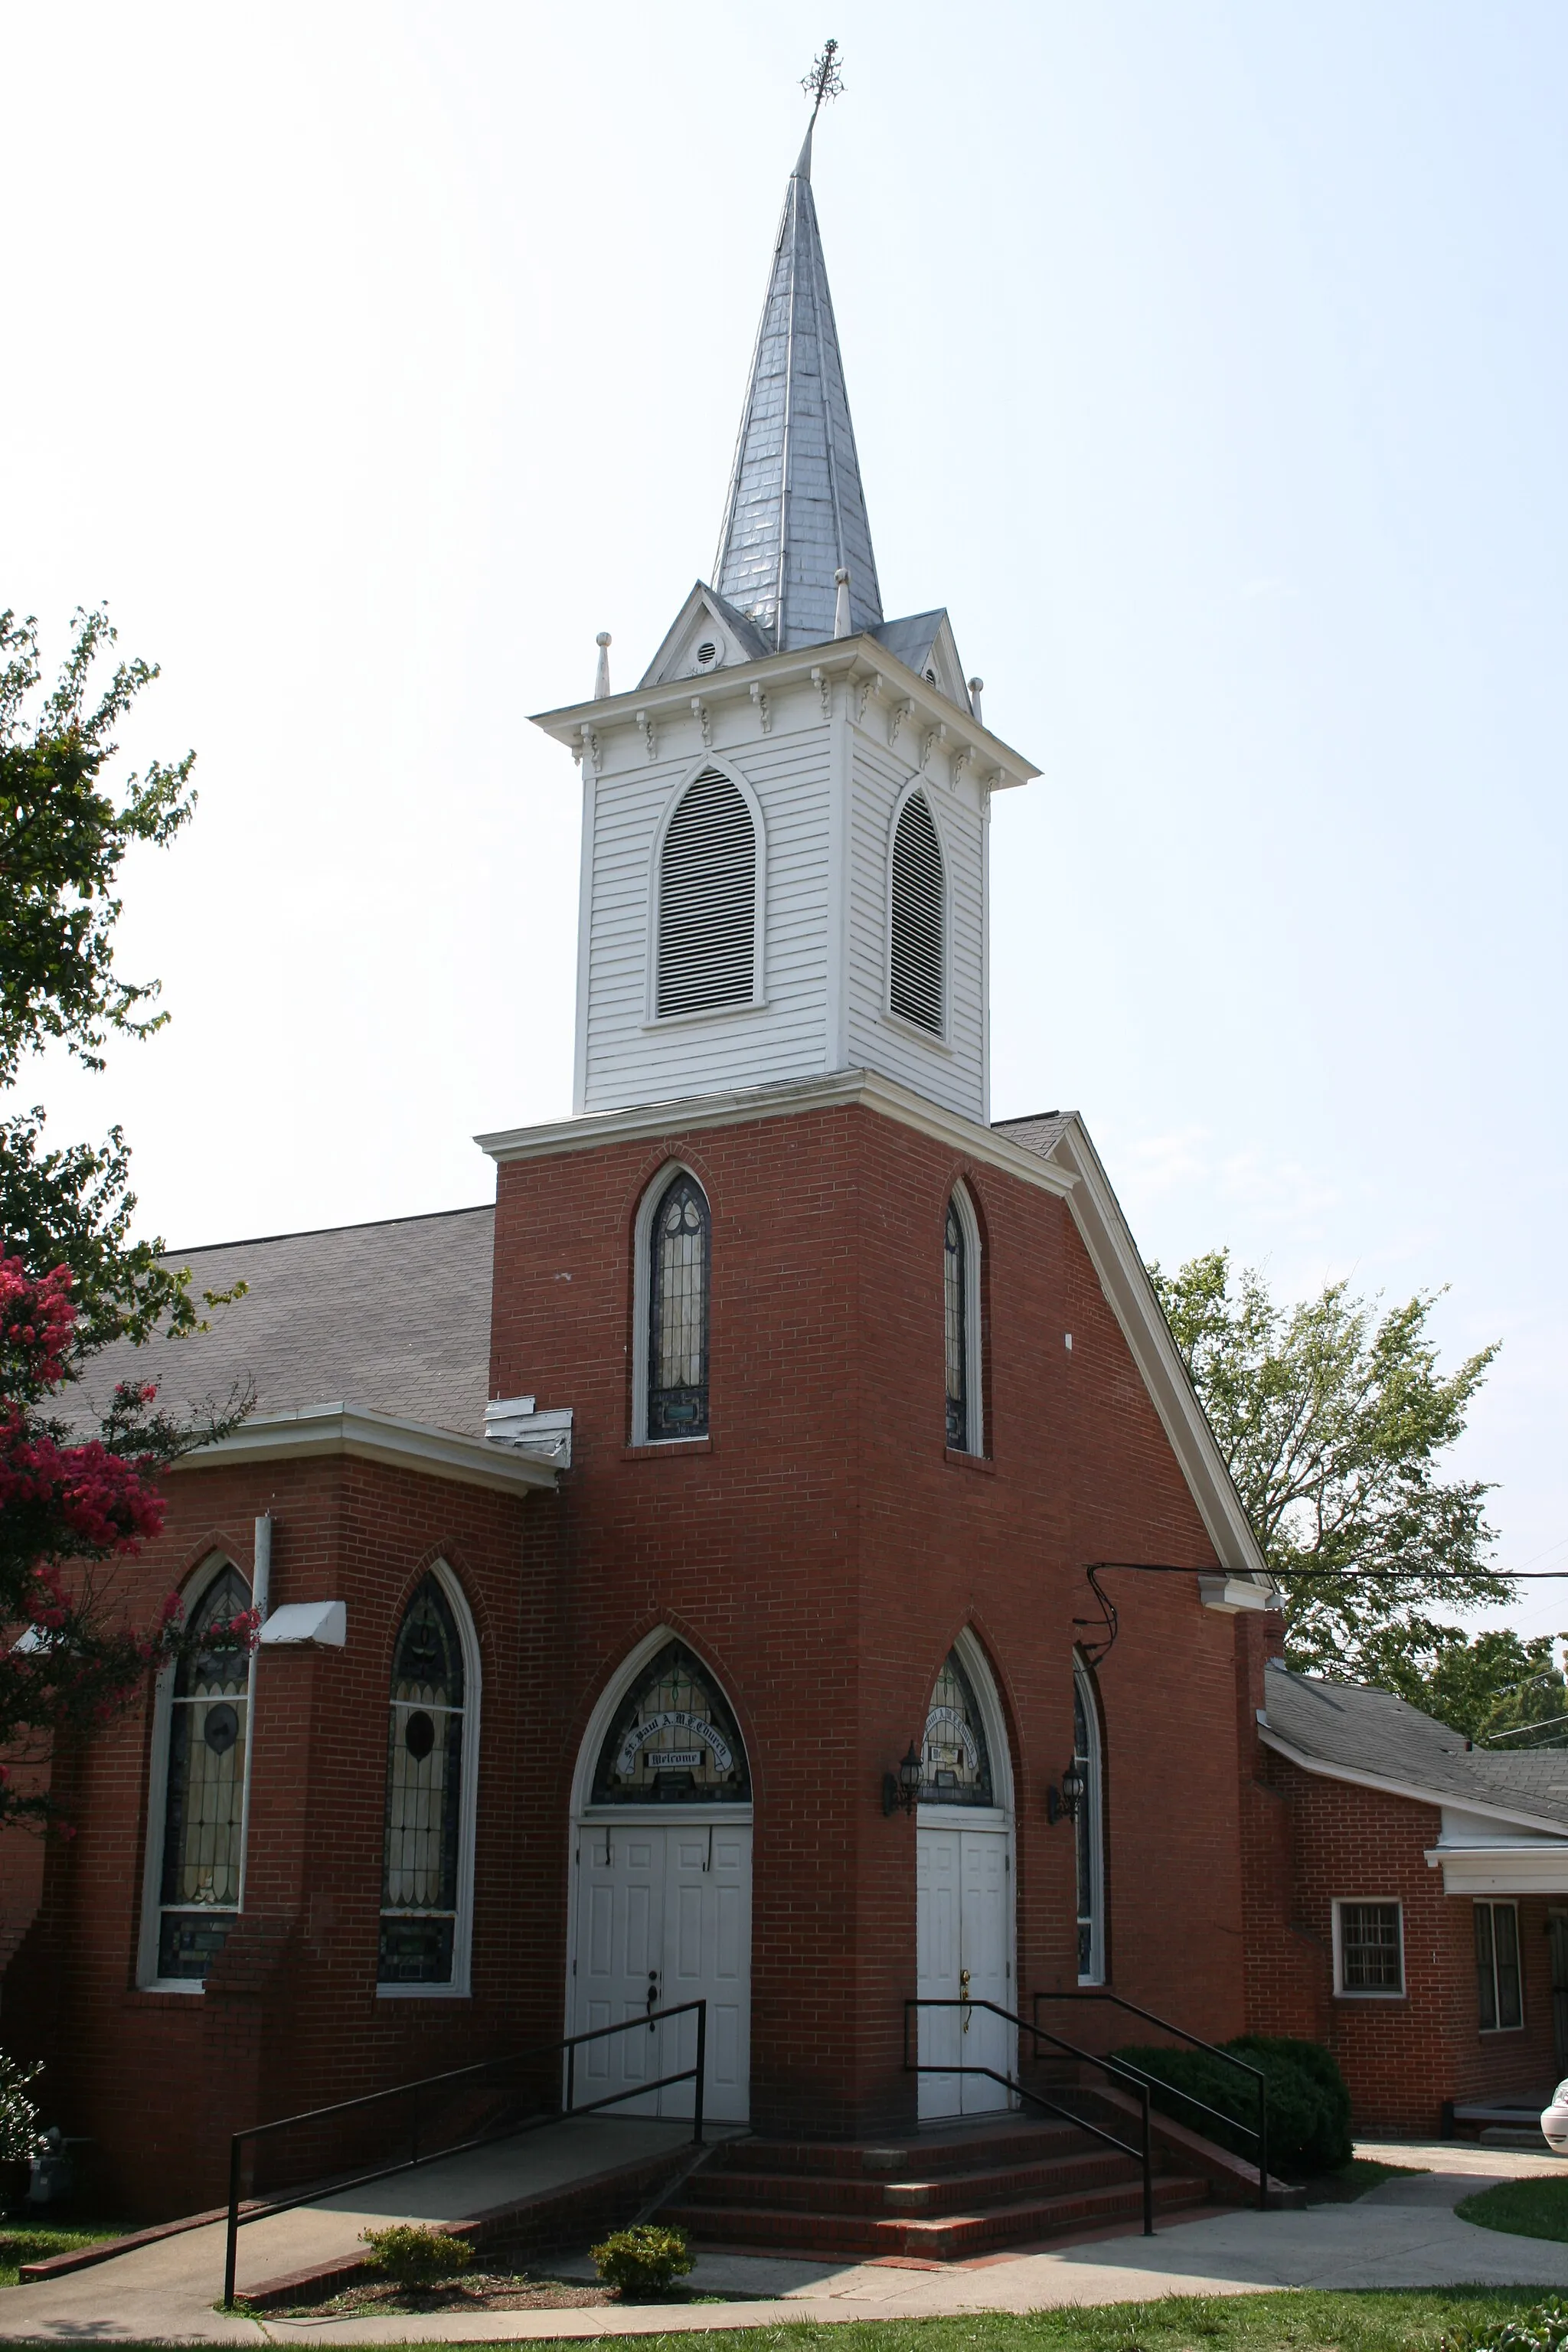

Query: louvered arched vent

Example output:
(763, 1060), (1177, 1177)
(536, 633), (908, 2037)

(889, 791), (945, 1033)
(657, 768), (757, 1019)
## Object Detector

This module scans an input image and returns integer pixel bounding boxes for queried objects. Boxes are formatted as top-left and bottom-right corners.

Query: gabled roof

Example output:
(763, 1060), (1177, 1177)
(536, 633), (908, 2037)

(712, 122), (882, 652)
(72, 1205), (495, 1441)
(639, 581), (773, 692)
(871, 611), (973, 717)
(1260, 1664), (1568, 1837)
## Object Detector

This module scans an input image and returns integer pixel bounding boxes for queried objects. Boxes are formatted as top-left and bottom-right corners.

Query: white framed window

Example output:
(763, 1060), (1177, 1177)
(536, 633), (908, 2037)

(944, 1182), (983, 1455)
(648, 761), (765, 1022)
(1475, 1899), (1524, 2031)
(138, 1556), (255, 1990)
(1073, 1656), (1106, 1984)
(887, 785), (947, 1037)
(631, 1163), (712, 1445)
(1333, 1899), (1405, 1997)
(377, 1563), (481, 1997)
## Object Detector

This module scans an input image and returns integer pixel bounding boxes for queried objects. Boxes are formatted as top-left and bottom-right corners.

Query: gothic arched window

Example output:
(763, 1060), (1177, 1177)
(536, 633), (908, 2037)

(1074, 1658), (1106, 1983)
(944, 1184), (983, 1454)
(646, 1171), (711, 1439)
(379, 1571), (478, 1991)
(889, 789), (945, 1034)
(591, 1640), (750, 1805)
(920, 1647), (995, 1808)
(656, 766), (759, 1018)
(147, 1560), (253, 1984)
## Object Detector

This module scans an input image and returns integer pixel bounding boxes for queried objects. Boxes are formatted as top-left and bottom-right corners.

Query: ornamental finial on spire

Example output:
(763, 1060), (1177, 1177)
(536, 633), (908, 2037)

(801, 37), (844, 122)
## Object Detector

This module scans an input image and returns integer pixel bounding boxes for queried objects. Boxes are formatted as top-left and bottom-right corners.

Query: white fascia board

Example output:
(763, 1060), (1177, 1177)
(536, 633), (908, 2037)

(1047, 1118), (1272, 1586)
(1426, 1846), (1568, 1895)
(1200, 1575), (1272, 1614)
(476, 1067), (1078, 1202)
(528, 635), (1040, 792)
(171, 1403), (557, 1497)
(1259, 1722), (1568, 1841)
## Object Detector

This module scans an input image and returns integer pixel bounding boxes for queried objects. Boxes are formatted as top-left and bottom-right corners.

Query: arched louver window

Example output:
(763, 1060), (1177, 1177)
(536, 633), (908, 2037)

(648, 1172), (710, 1438)
(944, 1199), (968, 1450)
(889, 791), (945, 1034)
(657, 767), (756, 1018)
(1073, 1661), (1106, 1983)
(155, 1562), (253, 1981)
(381, 1575), (472, 1988)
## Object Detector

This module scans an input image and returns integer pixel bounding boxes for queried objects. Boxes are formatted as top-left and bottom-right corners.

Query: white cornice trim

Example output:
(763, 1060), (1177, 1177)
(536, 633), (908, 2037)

(1424, 1846), (1568, 1893)
(476, 1068), (1077, 1200)
(170, 1403), (558, 1496)
(528, 635), (1040, 792)
(1259, 1722), (1568, 1841)
(1039, 1118), (1273, 1585)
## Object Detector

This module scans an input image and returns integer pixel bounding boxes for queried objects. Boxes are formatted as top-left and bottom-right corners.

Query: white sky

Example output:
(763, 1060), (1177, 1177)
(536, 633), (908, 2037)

(5, 2), (1565, 1632)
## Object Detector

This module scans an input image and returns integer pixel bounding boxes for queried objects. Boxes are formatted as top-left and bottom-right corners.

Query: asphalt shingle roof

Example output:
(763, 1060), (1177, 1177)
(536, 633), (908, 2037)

(74, 1204), (495, 1439)
(1263, 1663), (1568, 1834)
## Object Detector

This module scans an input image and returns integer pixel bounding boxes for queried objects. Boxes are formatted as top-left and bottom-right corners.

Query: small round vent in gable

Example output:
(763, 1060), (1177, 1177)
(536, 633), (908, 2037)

(696, 640), (718, 667)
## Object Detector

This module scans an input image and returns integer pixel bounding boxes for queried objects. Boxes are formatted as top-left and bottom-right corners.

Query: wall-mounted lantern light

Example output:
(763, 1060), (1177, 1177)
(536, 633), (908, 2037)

(883, 1741), (925, 1817)
(1046, 1757), (1087, 1825)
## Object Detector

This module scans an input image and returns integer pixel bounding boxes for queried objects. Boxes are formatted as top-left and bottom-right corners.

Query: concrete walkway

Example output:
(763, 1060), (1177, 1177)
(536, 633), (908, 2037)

(4, 2135), (1568, 2342)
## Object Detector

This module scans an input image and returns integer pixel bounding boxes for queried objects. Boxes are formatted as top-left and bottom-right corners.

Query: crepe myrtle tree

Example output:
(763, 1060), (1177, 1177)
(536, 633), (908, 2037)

(1149, 1249), (1516, 1719)
(0, 609), (253, 1826)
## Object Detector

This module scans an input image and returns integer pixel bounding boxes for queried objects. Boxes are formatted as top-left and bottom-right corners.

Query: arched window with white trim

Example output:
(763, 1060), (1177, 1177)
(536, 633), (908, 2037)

(140, 1557), (254, 1986)
(889, 789), (946, 1034)
(379, 1568), (480, 1993)
(1073, 1657), (1106, 1984)
(655, 766), (759, 1019)
(944, 1183), (983, 1455)
(633, 1167), (712, 1442)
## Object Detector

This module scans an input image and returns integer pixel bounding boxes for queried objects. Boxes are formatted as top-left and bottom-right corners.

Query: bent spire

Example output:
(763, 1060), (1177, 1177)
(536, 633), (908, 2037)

(712, 128), (883, 652)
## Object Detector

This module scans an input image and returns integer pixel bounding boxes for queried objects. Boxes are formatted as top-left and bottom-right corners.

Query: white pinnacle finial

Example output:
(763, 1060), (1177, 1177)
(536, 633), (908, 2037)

(968, 676), (985, 724)
(833, 567), (852, 639)
(594, 632), (612, 699)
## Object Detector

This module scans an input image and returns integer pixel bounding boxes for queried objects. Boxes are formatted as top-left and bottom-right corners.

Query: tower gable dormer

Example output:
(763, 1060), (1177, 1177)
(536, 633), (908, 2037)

(640, 583), (773, 690)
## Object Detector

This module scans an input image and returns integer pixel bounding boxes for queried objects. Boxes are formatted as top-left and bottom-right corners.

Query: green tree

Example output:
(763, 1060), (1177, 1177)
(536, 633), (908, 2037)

(1148, 1248), (1505, 1687)
(1370, 1627), (1568, 1748)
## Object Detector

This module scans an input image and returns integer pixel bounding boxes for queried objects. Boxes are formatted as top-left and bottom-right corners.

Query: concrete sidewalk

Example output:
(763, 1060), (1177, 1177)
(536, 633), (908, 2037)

(4, 2135), (1568, 2342)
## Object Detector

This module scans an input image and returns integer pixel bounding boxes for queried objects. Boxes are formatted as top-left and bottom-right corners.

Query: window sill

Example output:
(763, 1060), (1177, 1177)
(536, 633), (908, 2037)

(641, 998), (766, 1033)
(130, 1982), (207, 2001)
(1333, 1988), (1407, 2001)
(623, 1439), (712, 1461)
(1479, 2024), (1527, 2036)
(377, 1983), (472, 2001)
(944, 1447), (995, 1474)
(880, 1009), (954, 1056)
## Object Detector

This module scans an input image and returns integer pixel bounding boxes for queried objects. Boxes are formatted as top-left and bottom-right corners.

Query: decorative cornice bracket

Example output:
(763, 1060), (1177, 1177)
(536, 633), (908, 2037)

(635, 708), (658, 762)
(811, 665), (831, 722)
(690, 697), (712, 750)
(749, 680), (772, 735)
(889, 697), (914, 750)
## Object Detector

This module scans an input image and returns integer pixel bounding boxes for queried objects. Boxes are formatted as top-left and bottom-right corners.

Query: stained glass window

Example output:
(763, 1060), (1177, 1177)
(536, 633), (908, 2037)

(945, 1200), (968, 1450)
(648, 1174), (710, 1439)
(920, 1648), (994, 1807)
(380, 1576), (469, 1986)
(592, 1641), (750, 1805)
(1074, 1664), (1106, 1982)
(157, 1563), (253, 1981)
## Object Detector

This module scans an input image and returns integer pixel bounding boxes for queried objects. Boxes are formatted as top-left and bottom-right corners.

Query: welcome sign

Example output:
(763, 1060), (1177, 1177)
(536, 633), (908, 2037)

(616, 1708), (734, 1779)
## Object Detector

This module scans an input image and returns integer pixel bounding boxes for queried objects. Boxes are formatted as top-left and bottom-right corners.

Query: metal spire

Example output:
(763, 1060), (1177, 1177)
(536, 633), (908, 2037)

(711, 41), (882, 652)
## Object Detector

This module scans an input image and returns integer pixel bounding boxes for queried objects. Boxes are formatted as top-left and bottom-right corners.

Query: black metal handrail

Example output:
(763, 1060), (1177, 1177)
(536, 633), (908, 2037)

(222, 1999), (707, 2308)
(1034, 1990), (1269, 2211)
(904, 1997), (1153, 2236)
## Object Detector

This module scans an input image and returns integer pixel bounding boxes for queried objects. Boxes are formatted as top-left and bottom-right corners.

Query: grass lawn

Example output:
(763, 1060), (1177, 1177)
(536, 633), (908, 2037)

(1458, 2177), (1568, 2243)
(32, 2288), (1563, 2350)
(0, 2216), (129, 2288)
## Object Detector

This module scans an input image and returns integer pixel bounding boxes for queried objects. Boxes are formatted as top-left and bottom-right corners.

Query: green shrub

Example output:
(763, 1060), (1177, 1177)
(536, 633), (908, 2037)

(1108, 2034), (1352, 2175)
(590, 2223), (694, 2296)
(358, 2223), (474, 2285)
(1442, 2298), (1568, 2352)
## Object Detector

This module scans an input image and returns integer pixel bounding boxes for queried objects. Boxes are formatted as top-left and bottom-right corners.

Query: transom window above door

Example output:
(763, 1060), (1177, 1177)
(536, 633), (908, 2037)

(591, 1641), (751, 1806)
(920, 1648), (995, 1806)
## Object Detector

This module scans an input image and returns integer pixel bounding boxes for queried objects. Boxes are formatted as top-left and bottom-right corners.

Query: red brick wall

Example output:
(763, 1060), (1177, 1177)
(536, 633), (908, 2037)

(1253, 1746), (1562, 2135)
(487, 1102), (1246, 2137)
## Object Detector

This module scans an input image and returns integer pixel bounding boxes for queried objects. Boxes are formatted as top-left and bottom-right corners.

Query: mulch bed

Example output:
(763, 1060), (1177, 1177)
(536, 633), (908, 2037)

(278, 2271), (727, 2317)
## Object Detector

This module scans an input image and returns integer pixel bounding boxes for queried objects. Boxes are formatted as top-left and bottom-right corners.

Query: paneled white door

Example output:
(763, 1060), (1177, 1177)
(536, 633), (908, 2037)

(916, 1822), (1014, 2118)
(572, 1820), (751, 2122)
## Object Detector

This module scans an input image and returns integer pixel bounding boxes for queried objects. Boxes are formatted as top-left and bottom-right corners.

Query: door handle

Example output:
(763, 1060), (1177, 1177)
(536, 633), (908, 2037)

(959, 1967), (972, 2033)
(646, 1968), (660, 2030)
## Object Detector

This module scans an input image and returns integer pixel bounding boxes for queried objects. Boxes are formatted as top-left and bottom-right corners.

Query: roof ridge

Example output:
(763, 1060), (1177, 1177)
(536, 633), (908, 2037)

(165, 1200), (494, 1257)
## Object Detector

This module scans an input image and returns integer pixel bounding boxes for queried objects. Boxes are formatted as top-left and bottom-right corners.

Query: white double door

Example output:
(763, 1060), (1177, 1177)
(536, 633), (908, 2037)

(570, 1815), (751, 2122)
(916, 1819), (1015, 2117)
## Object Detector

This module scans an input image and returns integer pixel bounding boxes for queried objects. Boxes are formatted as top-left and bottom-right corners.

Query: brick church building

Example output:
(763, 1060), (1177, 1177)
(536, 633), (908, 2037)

(2, 122), (1561, 2220)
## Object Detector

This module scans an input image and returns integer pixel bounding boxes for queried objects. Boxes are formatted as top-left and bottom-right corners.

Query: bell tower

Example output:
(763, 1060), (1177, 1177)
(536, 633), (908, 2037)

(531, 106), (1039, 1128)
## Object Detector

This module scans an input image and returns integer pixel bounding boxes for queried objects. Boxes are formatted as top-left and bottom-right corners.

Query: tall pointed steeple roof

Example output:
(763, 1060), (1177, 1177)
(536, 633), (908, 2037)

(712, 125), (883, 652)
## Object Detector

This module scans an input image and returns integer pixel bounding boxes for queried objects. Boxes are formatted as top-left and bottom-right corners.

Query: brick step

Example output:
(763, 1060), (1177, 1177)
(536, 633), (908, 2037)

(683, 2145), (1145, 2219)
(663, 2170), (1211, 2261)
(707, 2122), (1091, 2182)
